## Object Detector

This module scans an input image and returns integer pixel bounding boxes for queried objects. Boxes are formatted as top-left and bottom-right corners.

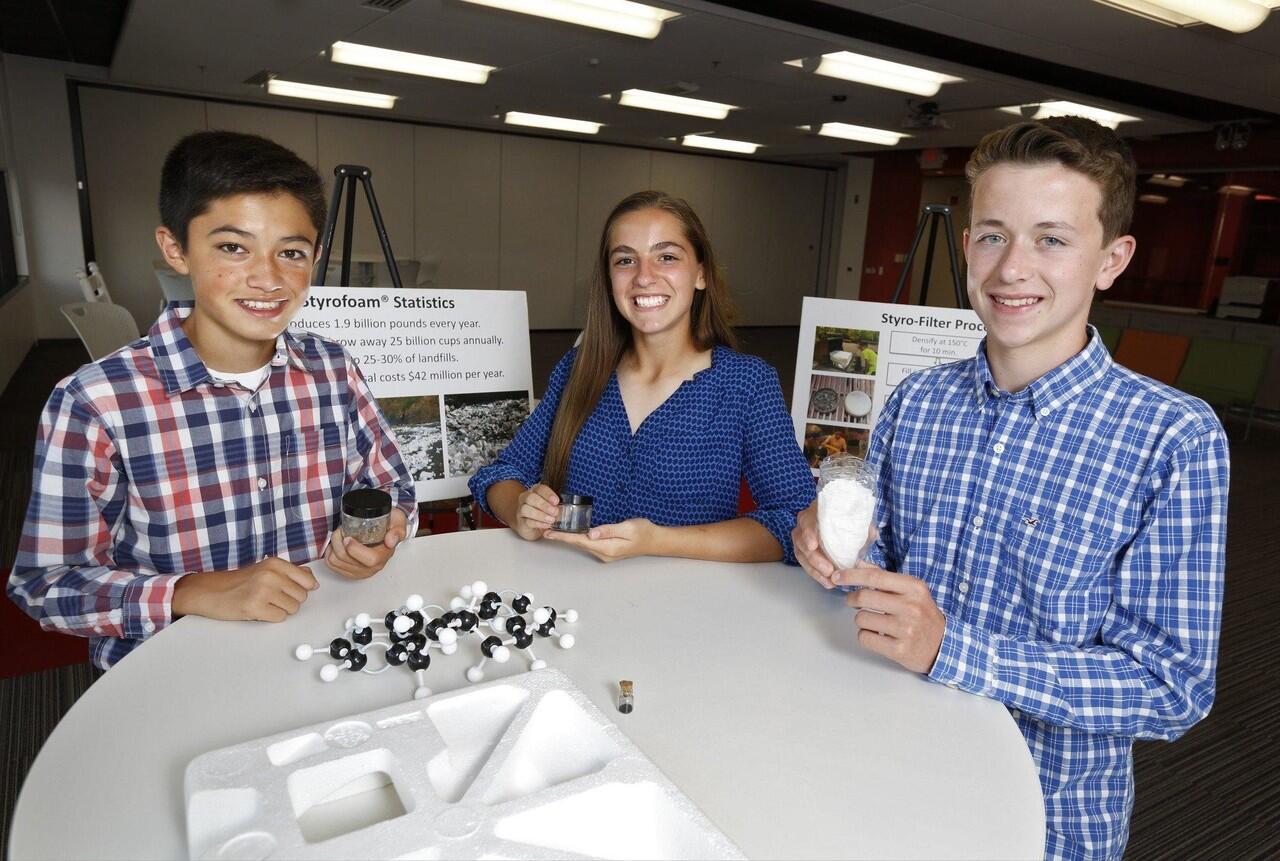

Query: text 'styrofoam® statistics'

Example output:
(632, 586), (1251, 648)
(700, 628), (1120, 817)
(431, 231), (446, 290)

(292, 286), (533, 502)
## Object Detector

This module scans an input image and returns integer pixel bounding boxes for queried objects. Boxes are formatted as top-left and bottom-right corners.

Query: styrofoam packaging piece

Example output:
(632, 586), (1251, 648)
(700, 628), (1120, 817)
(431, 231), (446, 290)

(184, 669), (745, 860)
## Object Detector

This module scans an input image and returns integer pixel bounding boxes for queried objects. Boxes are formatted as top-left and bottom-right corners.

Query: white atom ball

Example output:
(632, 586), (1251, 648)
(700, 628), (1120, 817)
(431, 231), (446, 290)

(493, 645), (511, 663)
(532, 607), (550, 625)
(343, 617), (354, 630)
(459, 585), (474, 600)
(413, 686), (432, 700)
(393, 615), (414, 634)
(563, 609), (579, 623)
(558, 634), (576, 650)
(449, 596), (466, 610)
(489, 618), (506, 634)
(354, 612), (370, 629)
(466, 666), (485, 683)
(472, 580), (487, 596)
(530, 659), (547, 671)
(405, 594), (424, 612)
(442, 642), (458, 656)
(320, 664), (340, 682)
(438, 627), (458, 646)
(294, 644), (314, 661)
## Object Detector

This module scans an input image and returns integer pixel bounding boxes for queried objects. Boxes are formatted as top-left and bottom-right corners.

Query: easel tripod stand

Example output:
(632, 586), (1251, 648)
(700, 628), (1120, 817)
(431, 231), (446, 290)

(890, 203), (968, 309)
(314, 164), (403, 289)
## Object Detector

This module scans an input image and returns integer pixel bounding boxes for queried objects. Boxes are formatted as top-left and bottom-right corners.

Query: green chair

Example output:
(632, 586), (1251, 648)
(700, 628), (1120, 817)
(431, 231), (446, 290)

(1094, 324), (1122, 352)
(1175, 338), (1270, 439)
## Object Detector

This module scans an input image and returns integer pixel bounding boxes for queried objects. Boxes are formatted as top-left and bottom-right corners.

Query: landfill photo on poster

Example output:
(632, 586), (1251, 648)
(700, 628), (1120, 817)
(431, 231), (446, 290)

(380, 395), (444, 481)
(444, 391), (530, 477)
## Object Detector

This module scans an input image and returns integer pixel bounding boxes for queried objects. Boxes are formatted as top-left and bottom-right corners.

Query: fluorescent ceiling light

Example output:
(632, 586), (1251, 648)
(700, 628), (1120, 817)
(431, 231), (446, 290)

(681, 134), (759, 154)
(1219, 184), (1257, 195)
(616, 88), (736, 120)
(812, 122), (908, 146)
(503, 111), (601, 134)
(1147, 173), (1189, 187)
(1090, 0), (1276, 33)
(998, 101), (1140, 128)
(266, 79), (396, 109)
(786, 51), (962, 97)
(457, 0), (678, 39)
(1139, 193), (1169, 204)
(330, 41), (494, 84)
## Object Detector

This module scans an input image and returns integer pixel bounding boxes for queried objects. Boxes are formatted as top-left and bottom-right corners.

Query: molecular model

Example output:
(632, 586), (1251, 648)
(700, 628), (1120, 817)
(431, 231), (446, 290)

(293, 582), (579, 700)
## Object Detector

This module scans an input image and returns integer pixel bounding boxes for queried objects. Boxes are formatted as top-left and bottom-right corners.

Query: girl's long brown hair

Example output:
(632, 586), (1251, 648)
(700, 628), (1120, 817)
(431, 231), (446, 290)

(541, 191), (737, 491)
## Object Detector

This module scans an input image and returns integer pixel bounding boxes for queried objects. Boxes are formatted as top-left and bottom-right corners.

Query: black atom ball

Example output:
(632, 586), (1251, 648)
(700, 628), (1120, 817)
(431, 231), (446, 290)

(386, 644), (408, 666)
(352, 627), (373, 645)
(384, 610), (400, 631)
(481, 635), (503, 658)
(425, 619), (445, 641)
(483, 591), (502, 606)
(514, 631), (534, 650)
(505, 616), (527, 635)
(512, 595), (531, 613)
(458, 611), (479, 632)
(408, 650), (431, 671)
(329, 637), (352, 659)
(478, 602), (498, 620)
(347, 650), (368, 672)
(408, 610), (426, 633)
(536, 622), (555, 638)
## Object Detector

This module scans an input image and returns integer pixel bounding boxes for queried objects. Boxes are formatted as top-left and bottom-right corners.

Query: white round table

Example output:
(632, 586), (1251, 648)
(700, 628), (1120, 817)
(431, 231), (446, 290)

(9, 530), (1044, 860)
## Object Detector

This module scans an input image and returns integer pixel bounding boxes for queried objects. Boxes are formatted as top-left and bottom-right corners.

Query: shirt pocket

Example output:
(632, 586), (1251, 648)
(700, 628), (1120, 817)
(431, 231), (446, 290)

(998, 513), (1115, 645)
(282, 423), (348, 519)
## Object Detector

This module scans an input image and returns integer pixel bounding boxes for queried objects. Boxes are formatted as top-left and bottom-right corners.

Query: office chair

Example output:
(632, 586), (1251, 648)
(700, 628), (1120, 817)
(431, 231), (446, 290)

(61, 302), (141, 361)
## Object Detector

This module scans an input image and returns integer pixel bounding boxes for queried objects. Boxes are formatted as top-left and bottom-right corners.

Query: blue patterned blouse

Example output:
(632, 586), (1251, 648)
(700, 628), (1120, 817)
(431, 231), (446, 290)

(469, 345), (816, 563)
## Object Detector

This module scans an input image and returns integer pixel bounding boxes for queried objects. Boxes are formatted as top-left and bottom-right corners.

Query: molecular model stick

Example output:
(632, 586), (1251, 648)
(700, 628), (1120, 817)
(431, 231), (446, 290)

(293, 581), (579, 700)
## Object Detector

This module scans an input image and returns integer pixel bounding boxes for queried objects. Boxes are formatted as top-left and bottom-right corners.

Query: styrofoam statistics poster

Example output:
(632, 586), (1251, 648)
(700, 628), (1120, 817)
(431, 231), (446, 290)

(791, 298), (985, 472)
(291, 286), (532, 502)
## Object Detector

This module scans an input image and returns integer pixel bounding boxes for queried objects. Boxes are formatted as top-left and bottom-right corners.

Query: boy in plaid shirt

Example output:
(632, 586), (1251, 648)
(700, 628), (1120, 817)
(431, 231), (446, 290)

(9, 131), (417, 669)
(793, 117), (1228, 860)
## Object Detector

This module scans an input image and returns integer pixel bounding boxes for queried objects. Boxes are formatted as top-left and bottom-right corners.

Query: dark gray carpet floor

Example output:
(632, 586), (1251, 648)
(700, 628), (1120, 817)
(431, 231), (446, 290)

(1, 338), (1275, 860)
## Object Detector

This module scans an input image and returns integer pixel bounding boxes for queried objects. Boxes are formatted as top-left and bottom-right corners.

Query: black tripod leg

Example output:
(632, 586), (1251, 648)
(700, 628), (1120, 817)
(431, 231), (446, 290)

(314, 175), (346, 286)
(890, 211), (931, 304)
(942, 214), (966, 308)
(341, 179), (358, 286)
(918, 214), (941, 307)
(361, 176), (403, 290)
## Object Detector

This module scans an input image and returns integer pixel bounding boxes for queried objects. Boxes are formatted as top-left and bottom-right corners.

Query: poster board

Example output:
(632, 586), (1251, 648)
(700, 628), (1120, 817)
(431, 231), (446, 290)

(790, 298), (985, 471)
(291, 286), (533, 501)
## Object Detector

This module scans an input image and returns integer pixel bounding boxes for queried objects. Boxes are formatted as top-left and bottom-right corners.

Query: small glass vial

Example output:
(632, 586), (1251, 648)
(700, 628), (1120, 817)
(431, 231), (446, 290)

(617, 680), (634, 714)
(552, 494), (593, 534)
(341, 488), (393, 545)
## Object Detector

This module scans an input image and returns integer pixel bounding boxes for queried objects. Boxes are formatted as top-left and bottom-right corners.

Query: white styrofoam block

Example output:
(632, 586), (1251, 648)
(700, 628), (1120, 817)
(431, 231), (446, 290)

(184, 669), (744, 860)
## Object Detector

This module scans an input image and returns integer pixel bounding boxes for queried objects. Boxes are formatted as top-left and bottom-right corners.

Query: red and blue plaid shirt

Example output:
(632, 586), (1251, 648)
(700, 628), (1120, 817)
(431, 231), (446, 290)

(8, 304), (417, 669)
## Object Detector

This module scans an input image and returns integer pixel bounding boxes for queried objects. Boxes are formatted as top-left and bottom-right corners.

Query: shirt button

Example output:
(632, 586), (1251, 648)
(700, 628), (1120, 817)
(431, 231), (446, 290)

(258, 477), (268, 490)
(992, 442), (1005, 454)
(142, 620), (156, 633)
(1039, 408), (1050, 417)
(958, 581), (970, 594)
(972, 515), (984, 527)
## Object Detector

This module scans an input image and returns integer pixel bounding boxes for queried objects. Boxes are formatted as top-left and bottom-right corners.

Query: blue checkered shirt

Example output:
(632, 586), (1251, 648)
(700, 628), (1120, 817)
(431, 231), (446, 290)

(9, 304), (417, 669)
(864, 328), (1228, 861)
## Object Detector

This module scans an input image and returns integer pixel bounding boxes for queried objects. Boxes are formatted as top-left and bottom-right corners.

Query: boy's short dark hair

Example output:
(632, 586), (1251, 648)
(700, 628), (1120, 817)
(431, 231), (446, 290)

(965, 116), (1136, 244)
(159, 131), (326, 248)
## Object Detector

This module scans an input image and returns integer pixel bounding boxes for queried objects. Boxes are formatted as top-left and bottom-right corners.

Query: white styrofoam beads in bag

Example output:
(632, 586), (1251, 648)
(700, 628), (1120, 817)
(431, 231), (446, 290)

(185, 669), (744, 860)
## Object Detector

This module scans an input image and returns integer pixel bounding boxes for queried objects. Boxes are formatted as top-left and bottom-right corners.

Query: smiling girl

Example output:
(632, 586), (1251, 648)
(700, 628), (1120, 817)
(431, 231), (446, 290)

(469, 191), (814, 564)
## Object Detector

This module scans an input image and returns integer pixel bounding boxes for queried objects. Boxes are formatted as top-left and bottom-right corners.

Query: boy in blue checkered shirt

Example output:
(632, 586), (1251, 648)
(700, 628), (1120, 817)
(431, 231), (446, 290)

(793, 117), (1228, 860)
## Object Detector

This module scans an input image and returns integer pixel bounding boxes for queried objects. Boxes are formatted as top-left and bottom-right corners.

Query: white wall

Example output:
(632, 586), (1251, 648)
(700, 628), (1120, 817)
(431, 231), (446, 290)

(76, 85), (835, 330)
(833, 157), (873, 300)
(1, 55), (108, 343)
